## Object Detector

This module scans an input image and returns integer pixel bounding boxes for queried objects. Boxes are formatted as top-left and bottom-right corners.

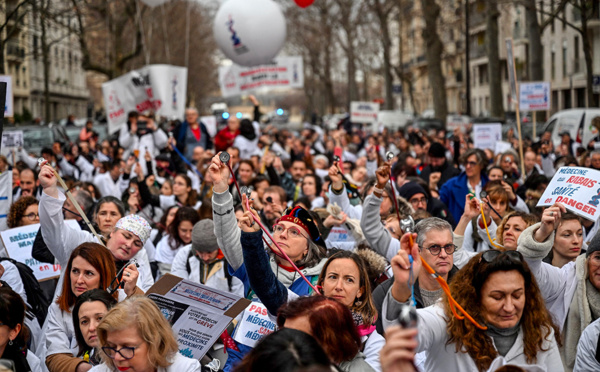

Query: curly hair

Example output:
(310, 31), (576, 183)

(496, 211), (539, 246)
(443, 252), (560, 371)
(7, 196), (38, 228)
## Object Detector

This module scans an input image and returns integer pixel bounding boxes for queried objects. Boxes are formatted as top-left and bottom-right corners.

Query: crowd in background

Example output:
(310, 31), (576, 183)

(2, 97), (600, 372)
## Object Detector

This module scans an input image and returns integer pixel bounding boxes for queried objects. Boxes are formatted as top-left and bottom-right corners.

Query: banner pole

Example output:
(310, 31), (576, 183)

(533, 111), (536, 140)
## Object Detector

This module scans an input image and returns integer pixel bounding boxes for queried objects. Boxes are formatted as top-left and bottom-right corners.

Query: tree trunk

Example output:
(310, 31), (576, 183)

(524, 0), (543, 81)
(580, 0), (595, 107)
(421, 0), (447, 122)
(40, 0), (51, 123)
(346, 45), (359, 104)
(486, 0), (504, 118)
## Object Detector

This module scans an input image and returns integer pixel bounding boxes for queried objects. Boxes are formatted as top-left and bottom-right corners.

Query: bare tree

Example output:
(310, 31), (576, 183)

(486, 0), (505, 118)
(367, 0), (396, 109)
(0, 0), (31, 75)
(421, 0), (448, 121)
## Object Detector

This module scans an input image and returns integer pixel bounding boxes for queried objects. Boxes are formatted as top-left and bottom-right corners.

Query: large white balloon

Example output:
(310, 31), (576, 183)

(213, 0), (286, 67)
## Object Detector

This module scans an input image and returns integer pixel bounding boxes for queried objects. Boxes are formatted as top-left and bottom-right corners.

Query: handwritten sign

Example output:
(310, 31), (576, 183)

(146, 275), (250, 360)
(537, 167), (600, 222)
(0, 220), (79, 281)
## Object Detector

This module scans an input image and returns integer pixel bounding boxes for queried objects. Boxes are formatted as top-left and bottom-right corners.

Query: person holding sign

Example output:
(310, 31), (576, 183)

(516, 202), (600, 370)
(45, 243), (140, 372)
(90, 296), (201, 372)
(38, 163), (154, 292)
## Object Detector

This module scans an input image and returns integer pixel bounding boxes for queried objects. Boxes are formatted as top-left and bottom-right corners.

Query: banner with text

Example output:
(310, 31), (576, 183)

(350, 101), (380, 124)
(0, 171), (11, 233)
(147, 275), (250, 360)
(1, 130), (23, 157)
(102, 65), (188, 134)
(519, 82), (551, 111)
(218, 57), (304, 98)
(537, 167), (600, 222)
(472, 123), (502, 151)
(0, 220), (79, 281)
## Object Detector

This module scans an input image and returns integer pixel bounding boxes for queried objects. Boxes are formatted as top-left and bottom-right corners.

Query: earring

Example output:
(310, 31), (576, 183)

(355, 300), (363, 306)
(8, 339), (13, 346)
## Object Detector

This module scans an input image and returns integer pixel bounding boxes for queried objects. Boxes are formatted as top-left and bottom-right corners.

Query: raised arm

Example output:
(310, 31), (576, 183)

(328, 163), (362, 220)
(208, 153), (244, 270)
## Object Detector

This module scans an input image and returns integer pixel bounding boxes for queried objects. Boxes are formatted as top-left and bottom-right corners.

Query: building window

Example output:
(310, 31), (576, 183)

(551, 43), (556, 80)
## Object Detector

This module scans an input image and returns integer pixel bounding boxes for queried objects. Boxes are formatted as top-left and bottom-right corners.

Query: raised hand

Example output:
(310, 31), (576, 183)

(534, 202), (566, 242)
(239, 193), (261, 233)
(207, 152), (231, 193)
(390, 232), (421, 303)
(375, 161), (392, 189)
(122, 263), (140, 297)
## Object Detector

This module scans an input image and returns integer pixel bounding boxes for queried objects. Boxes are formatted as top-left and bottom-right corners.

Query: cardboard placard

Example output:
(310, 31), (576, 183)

(350, 101), (380, 124)
(472, 123), (502, 151)
(0, 220), (79, 281)
(519, 82), (551, 111)
(537, 167), (600, 222)
(146, 274), (250, 360)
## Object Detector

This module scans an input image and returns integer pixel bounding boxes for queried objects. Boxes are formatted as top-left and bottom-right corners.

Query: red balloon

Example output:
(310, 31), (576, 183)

(294, 0), (314, 8)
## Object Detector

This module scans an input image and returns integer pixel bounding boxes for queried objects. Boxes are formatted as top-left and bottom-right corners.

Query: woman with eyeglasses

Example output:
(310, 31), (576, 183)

(72, 289), (118, 368)
(7, 196), (39, 228)
(44, 243), (140, 372)
(209, 153), (329, 372)
(515, 202), (600, 370)
(381, 232), (562, 371)
(90, 296), (201, 372)
(0, 287), (43, 372)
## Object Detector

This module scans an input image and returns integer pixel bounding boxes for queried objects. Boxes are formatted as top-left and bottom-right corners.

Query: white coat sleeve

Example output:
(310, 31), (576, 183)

(133, 248), (154, 292)
(0, 260), (27, 304)
(45, 304), (73, 356)
(574, 319), (600, 371)
(171, 246), (191, 280)
(153, 129), (168, 150)
(363, 331), (384, 372)
(39, 191), (97, 266)
(329, 185), (363, 220)
(511, 195), (530, 213)
(19, 149), (39, 169)
(119, 124), (134, 149)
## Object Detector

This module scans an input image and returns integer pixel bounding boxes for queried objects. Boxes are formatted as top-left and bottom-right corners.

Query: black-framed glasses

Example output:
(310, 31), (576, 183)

(24, 213), (40, 221)
(420, 244), (456, 256)
(101, 345), (140, 360)
(480, 250), (523, 263)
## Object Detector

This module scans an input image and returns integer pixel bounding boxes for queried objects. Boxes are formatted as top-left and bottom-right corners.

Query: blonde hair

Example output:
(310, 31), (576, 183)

(97, 296), (179, 369)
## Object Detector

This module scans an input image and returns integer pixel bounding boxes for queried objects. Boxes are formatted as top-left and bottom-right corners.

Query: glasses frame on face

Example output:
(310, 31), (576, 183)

(409, 197), (427, 207)
(464, 161), (478, 168)
(102, 344), (141, 360)
(24, 212), (40, 221)
(419, 243), (457, 256)
(272, 224), (308, 239)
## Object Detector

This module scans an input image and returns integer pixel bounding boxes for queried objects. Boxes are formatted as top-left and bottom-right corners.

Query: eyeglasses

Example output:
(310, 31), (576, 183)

(273, 224), (308, 239)
(102, 345), (140, 360)
(24, 213), (40, 221)
(464, 161), (478, 168)
(420, 244), (456, 256)
(480, 250), (523, 263)
(409, 197), (427, 206)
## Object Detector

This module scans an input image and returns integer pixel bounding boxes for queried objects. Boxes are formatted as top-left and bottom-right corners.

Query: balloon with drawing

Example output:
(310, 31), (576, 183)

(213, 0), (286, 67)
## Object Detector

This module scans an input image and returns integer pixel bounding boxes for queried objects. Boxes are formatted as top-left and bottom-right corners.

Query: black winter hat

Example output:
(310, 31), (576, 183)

(279, 206), (327, 250)
(428, 142), (446, 158)
(398, 182), (428, 202)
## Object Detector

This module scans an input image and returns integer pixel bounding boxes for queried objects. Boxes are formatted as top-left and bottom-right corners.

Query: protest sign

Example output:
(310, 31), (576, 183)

(2, 130), (23, 150)
(200, 116), (217, 138)
(102, 65), (188, 134)
(0, 76), (13, 117)
(350, 101), (380, 124)
(494, 141), (512, 155)
(218, 56), (304, 98)
(0, 220), (79, 281)
(447, 114), (470, 133)
(146, 274), (250, 360)
(232, 301), (277, 348)
(519, 82), (551, 111)
(472, 123), (502, 151)
(537, 167), (600, 222)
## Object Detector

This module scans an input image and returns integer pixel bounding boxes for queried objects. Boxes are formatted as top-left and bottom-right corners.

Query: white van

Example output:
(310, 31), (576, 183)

(543, 109), (600, 148)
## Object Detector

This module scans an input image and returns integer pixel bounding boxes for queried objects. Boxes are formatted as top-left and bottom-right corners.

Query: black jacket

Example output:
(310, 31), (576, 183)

(419, 161), (460, 190)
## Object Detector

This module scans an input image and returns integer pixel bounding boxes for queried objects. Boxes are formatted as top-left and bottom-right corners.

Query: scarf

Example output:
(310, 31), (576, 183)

(560, 255), (600, 371)
(351, 309), (376, 337)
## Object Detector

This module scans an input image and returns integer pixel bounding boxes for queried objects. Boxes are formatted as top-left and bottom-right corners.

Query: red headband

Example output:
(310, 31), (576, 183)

(278, 215), (311, 236)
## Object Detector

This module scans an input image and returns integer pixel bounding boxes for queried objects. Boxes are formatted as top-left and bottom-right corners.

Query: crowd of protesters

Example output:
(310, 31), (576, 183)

(2, 96), (600, 372)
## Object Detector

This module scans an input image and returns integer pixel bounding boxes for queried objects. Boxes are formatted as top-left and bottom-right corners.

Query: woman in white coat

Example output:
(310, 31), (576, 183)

(45, 243), (140, 372)
(382, 231), (562, 372)
(516, 202), (600, 371)
(91, 296), (200, 372)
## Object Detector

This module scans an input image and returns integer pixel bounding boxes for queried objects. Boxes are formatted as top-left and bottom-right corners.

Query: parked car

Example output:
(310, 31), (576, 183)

(542, 108), (600, 148)
(2, 125), (56, 157)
